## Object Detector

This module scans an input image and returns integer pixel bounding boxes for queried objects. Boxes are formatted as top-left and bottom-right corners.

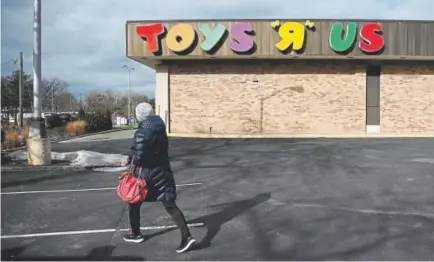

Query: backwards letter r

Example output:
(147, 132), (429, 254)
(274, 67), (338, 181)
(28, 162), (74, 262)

(136, 24), (165, 53)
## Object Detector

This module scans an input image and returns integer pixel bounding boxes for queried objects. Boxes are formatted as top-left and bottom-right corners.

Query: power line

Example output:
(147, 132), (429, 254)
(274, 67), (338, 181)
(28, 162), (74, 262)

(0, 59), (18, 68)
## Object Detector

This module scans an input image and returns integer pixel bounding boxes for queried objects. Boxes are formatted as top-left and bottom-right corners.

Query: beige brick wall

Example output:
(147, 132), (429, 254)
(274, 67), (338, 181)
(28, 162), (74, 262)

(169, 61), (366, 134)
(381, 66), (434, 132)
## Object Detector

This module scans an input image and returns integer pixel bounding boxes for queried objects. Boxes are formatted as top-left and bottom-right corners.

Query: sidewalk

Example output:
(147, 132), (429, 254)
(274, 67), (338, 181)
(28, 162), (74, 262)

(168, 132), (434, 138)
(1, 126), (135, 153)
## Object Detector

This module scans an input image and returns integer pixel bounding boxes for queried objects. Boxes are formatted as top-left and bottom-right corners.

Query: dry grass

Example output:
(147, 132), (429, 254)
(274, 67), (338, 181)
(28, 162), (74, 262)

(4, 128), (20, 149)
(1, 121), (87, 150)
(2, 127), (32, 149)
(23, 127), (29, 141)
(65, 120), (86, 136)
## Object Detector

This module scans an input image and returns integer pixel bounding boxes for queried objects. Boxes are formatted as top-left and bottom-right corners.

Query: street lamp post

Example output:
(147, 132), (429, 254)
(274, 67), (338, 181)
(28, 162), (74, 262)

(122, 65), (134, 125)
(28, 0), (51, 165)
(33, 0), (42, 123)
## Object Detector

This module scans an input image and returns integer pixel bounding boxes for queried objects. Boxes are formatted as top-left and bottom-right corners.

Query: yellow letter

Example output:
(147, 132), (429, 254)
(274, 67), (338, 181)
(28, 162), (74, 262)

(276, 22), (305, 52)
(166, 23), (196, 53)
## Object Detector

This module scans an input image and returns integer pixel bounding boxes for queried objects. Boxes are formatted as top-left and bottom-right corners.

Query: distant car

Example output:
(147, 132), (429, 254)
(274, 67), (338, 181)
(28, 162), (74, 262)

(58, 113), (72, 126)
(44, 113), (70, 128)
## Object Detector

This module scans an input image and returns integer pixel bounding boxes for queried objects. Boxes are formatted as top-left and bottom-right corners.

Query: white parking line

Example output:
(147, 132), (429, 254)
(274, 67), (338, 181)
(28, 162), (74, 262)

(0, 223), (206, 239)
(291, 203), (434, 218)
(0, 182), (203, 195)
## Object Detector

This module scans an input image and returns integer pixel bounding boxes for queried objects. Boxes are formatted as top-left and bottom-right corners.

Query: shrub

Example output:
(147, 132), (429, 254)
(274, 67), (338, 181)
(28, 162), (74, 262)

(84, 110), (112, 133)
(106, 109), (113, 129)
(65, 120), (86, 136)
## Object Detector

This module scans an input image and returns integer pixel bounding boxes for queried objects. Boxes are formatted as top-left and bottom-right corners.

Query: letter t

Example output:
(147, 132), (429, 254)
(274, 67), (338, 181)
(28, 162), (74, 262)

(136, 24), (165, 53)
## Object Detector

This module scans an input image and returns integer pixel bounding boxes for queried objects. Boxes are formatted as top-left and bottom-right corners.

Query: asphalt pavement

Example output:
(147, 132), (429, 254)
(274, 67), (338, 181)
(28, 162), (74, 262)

(1, 131), (434, 260)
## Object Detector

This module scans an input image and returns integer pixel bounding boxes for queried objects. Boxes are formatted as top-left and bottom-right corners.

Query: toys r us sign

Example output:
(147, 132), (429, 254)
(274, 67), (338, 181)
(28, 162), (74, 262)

(135, 20), (385, 56)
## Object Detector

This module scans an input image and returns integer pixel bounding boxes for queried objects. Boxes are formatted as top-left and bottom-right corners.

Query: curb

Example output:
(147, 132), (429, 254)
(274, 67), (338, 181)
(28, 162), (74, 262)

(1, 164), (124, 172)
(1, 128), (135, 153)
(167, 132), (434, 139)
(1, 165), (88, 172)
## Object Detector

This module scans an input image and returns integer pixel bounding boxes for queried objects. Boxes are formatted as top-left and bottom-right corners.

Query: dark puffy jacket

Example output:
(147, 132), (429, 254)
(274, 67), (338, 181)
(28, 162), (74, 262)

(128, 116), (176, 202)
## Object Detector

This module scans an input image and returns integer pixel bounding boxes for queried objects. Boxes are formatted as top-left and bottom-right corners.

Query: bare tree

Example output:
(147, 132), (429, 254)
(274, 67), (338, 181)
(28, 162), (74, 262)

(56, 92), (78, 112)
(1, 72), (73, 124)
(84, 91), (118, 113)
(41, 78), (69, 112)
(83, 91), (151, 116)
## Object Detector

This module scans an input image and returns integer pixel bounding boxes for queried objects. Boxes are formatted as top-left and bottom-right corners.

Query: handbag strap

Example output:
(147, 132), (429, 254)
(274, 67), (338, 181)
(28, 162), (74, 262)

(128, 164), (144, 180)
(127, 158), (135, 173)
(127, 156), (145, 178)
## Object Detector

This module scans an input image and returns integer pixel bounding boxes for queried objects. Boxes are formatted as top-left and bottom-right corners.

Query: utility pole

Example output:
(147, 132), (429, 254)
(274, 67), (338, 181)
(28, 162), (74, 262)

(51, 83), (54, 112)
(69, 94), (72, 112)
(127, 69), (131, 124)
(18, 52), (24, 127)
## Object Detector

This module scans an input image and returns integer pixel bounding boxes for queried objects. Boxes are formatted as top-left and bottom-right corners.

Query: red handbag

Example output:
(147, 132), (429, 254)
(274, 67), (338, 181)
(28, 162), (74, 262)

(116, 165), (148, 204)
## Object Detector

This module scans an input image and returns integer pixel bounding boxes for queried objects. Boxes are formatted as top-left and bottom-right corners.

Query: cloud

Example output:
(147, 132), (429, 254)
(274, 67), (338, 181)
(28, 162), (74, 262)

(1, 0), (433, 98)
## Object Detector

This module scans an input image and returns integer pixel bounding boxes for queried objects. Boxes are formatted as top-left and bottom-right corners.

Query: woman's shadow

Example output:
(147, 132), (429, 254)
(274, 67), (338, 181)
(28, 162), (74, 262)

(146, 192), (271, 250)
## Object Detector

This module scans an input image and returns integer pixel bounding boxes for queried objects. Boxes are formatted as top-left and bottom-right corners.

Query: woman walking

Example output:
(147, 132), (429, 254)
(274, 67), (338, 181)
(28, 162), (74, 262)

(121, 102), (196, 253)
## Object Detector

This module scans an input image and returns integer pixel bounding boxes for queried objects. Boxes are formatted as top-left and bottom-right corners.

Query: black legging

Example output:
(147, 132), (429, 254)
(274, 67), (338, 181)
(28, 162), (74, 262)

(129, 200), (191, 239)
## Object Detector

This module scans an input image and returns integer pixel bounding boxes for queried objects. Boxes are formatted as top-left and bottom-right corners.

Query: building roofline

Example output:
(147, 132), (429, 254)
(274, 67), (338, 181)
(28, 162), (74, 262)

(126, 18), (434, 25)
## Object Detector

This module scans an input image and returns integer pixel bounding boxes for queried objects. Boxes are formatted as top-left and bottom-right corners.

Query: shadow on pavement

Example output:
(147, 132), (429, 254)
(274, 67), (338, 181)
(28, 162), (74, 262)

(1, 245), (144, 261)
(247, 206), (432, 260)
(137, 192), (271, 251)
(190, 192), (271, 250)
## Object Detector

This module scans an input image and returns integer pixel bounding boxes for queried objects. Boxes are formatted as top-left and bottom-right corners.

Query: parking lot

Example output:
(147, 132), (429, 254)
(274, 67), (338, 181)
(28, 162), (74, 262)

(2, 135), (434, 260)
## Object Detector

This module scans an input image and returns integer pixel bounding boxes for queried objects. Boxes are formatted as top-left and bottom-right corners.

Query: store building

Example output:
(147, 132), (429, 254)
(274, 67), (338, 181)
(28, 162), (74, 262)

(126, 19), (434, 135)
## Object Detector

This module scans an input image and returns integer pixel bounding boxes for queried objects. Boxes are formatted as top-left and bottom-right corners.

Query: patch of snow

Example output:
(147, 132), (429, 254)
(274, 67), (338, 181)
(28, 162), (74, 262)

(410, 158), (434, 164)
(8, 150), (128, 167)
(7, 150), (28, 161)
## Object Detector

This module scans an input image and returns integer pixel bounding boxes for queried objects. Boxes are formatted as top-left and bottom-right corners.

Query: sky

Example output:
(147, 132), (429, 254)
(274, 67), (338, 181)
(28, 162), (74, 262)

(1, 0), (434, 98)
